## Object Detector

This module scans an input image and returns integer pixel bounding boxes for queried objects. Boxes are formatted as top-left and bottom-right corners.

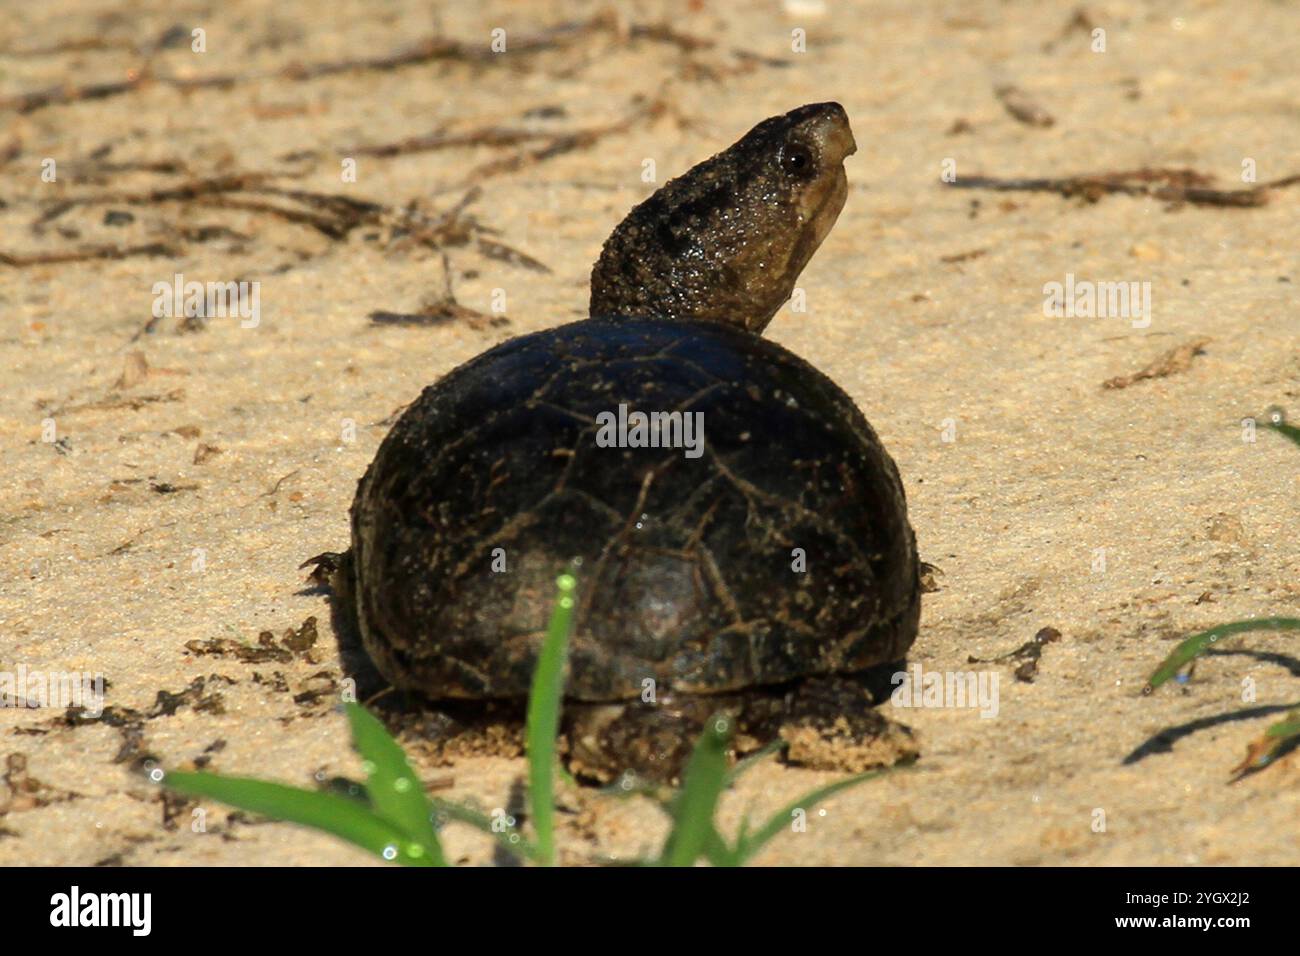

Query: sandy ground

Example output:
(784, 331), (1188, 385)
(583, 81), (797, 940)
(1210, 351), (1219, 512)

(1, 0), (1298, 866)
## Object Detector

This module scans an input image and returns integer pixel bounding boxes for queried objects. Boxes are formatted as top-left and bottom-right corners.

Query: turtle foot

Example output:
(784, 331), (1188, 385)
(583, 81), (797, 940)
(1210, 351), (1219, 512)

(770, 673), (920, 774)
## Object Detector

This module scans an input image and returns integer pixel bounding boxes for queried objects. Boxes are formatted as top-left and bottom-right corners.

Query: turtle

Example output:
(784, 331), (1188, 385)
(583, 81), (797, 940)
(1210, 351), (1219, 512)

(312, 102), (922, 784)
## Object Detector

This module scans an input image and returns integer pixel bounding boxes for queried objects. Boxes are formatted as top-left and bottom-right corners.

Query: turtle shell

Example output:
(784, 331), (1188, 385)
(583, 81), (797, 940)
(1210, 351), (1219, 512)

(350, 317), (919, 702)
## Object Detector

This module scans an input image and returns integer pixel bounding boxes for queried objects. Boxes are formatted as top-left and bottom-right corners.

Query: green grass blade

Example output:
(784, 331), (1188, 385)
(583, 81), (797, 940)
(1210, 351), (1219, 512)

(430, 797), (541, 863)
(658, 714), (732, 867)
(727, 740), (784, 782)
(345, 702), (443, 863)
(1263, 410), (1300, 449)
(163, 770), (438, 866)
(1230, 708), (1300, 778)
(1265, 712), (1300, 739)
(733, 767), (895, 865)
(702, 824), (742, 867)
(1143, 618), (1300, 692)
(526, 572), (577, 866)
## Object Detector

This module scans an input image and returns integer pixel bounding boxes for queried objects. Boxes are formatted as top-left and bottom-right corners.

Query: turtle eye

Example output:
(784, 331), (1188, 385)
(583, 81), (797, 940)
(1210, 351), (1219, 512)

(780, 142), (815, 177)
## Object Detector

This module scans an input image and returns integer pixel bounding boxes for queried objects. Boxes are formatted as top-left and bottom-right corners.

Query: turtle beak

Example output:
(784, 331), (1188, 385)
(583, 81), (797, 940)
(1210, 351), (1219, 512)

(805, 101), (857, 167)
(827, 121), (857, 165)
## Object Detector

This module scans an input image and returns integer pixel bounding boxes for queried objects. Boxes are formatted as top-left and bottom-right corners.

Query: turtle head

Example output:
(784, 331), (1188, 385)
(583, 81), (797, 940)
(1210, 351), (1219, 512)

(590, 102), (856, 333)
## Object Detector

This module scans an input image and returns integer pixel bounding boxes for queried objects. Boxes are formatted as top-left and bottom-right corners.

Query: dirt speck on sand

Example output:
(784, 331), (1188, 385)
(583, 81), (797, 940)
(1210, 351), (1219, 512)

(1, 0), (1298, 866)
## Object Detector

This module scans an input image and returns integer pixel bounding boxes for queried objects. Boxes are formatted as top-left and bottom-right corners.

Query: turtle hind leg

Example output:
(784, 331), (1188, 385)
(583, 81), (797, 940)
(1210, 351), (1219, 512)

(563, 697), (726, 787)
(561, 670), (920, 787)
(758, 673), (920, 774)
(395, 700), (528, 765)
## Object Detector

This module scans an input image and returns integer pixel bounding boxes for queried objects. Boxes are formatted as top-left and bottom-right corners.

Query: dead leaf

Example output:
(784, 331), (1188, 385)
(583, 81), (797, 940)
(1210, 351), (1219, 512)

(114, 350), (150, 390)
(1103, 337), (1210, 389)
